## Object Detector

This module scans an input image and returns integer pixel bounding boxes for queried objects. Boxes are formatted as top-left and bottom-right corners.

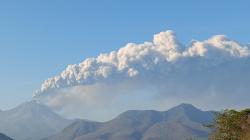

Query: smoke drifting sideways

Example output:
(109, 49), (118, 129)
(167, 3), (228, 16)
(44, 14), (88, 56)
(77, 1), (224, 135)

(33, 30), (250, 121)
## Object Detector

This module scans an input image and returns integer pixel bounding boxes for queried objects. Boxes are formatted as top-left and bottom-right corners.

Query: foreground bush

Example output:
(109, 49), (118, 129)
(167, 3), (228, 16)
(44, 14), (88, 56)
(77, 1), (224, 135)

(208, 109), (250, 140)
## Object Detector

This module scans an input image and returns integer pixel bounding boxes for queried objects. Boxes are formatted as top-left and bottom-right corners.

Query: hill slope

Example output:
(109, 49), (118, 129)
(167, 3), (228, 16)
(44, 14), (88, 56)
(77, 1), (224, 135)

(0, 133), (14, 140)
(47, 104), (214, 140)
(0, 101), (72, 140)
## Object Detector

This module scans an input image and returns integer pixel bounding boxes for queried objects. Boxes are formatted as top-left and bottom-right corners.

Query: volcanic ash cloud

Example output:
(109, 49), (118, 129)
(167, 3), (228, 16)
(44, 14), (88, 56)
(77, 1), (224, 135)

(33, 30), (250, 120)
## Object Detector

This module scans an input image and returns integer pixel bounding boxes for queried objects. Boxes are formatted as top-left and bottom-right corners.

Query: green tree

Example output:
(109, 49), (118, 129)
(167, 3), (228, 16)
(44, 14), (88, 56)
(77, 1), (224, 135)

(208, 109), (250, 140)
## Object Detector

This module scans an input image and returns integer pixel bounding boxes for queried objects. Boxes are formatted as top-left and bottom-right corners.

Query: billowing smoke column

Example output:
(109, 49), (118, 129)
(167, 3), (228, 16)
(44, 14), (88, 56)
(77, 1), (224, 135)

(33, 30), (250, 120)
(34, 30), (250, 97)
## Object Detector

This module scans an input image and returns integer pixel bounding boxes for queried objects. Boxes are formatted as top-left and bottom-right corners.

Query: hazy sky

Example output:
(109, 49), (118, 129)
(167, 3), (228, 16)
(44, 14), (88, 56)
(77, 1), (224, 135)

(1, 0), (250, 110)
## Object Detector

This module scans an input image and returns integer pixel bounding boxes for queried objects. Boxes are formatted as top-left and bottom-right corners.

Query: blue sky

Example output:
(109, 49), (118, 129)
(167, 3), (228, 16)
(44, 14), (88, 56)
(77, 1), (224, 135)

(0, 0), (250, 110)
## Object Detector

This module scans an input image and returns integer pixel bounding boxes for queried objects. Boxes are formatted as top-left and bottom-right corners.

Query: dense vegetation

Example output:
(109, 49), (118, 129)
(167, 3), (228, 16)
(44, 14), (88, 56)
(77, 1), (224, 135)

(208, 109), (250, 140)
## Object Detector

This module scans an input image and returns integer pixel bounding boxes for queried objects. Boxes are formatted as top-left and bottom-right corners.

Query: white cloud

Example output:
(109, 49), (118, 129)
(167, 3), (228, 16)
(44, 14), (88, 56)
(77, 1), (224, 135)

(33, 30), (250, 121)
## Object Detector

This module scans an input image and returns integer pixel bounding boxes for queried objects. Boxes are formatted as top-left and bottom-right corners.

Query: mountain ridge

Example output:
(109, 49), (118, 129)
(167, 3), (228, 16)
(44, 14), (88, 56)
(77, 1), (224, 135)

(47, 103), (214, 140)
(0, 133), (14, 140)
(0, 102), (215, 140)
(0, 101), (73, 140)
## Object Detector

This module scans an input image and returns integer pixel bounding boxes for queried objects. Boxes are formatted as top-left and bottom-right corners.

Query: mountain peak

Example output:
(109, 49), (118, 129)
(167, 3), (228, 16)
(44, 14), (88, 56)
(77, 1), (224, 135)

(166, 103), (214, 123)
(13, 100), (50, 113)
(176, 103), (197, 109)
(170, 103), (199, 112)
(19, 100), (41, 106)
(0, 101), (72, 140)
(17, 100), (39, 107)
(48, 103), (215, 140)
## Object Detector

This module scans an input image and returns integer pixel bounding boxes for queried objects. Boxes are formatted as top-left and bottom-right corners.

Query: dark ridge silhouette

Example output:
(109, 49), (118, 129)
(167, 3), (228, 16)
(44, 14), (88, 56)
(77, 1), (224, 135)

(0, 133), (14, 140)
(46, 103), (214, 140)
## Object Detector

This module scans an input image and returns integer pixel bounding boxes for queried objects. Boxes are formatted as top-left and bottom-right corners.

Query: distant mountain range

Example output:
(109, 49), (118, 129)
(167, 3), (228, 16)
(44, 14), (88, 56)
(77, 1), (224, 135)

(46, 104), (214, 140)
(0, 101), (72, 140)
(0, 133), (13, 140)
(0, 102), (215, 140)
